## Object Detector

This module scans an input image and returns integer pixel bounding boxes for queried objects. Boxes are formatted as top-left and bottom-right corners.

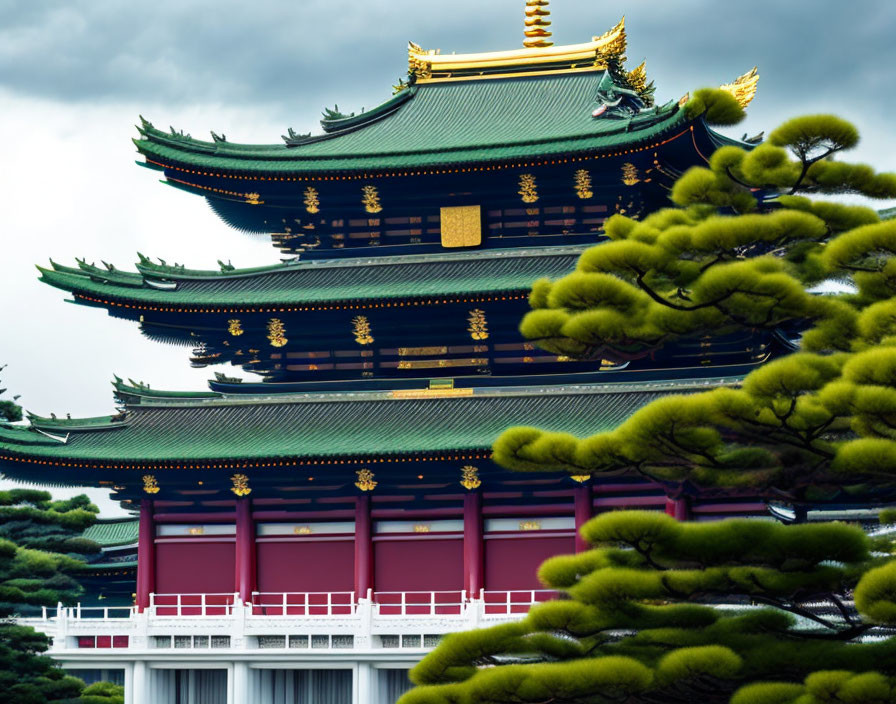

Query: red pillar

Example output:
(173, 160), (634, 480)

(235, 498), (256, 604)
(354, 494), (373, 599)
(665, 496), (691, 521)
(574, 483), (593, 553)
(463, 492), (484, 597)
(136, 499), (155, 612)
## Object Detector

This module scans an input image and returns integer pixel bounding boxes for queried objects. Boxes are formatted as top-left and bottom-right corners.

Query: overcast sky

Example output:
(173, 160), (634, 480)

(1, 0), (894, 515)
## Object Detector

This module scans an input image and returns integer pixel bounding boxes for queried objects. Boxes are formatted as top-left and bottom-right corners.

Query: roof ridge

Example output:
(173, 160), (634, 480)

(120, 374), (742, 411)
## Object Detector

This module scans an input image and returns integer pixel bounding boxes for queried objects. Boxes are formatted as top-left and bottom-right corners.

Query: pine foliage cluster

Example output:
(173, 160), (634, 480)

(400, 512), (896, 704)
(497, 95), (896, 505)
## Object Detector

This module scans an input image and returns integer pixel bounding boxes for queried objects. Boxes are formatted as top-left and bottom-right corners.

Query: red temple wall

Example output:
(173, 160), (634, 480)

(154, 540), (235, 594)
(374, 537), (464, 592)
(484, 535), (575, 590)
(256, 540), (354, 593)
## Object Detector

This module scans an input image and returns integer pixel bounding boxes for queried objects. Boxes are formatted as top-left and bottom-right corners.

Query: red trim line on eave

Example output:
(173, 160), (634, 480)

(141, 126), (693, 184)
(0, 450), (493, 470)
(71, 292), (528, 315)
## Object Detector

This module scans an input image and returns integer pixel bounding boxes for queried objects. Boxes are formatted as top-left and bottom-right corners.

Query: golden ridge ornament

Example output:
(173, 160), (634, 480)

(621, 163), (640, 186)
(227, 319), (244, 337)
(720, 67), (759, 108)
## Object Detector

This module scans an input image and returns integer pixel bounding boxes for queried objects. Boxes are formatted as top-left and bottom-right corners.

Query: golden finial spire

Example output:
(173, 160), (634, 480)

(524, 0), (553, 48)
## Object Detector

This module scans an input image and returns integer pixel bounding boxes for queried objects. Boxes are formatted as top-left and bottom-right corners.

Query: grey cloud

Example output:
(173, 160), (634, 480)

(2, 0), (894, 124)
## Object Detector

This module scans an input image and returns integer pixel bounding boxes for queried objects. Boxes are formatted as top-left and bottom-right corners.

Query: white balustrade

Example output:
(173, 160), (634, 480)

(149, 592), (237, 617)
(19, 590), (559, 657)
(250, 591), (356, 616)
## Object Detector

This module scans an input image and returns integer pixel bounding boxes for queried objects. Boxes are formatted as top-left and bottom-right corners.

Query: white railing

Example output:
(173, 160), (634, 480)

(149, 592), (237, 616)
(37, 590), (558, 620)
(250, 591), (356, 616)
(65, 605), (136, 620)
(373, 590), (467, 616)
(481, 590), (560, 615)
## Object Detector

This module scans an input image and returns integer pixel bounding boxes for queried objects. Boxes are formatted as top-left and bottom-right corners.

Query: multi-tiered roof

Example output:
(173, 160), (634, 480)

(1, 9), (767, 511)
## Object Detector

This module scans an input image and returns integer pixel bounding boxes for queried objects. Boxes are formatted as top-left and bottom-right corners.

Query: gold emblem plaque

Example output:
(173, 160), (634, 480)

(440, 205), (482, 248)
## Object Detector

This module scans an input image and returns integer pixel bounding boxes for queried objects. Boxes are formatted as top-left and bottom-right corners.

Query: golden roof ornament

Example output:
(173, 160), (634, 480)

(626, 61), (647, 94)
(407, 15), (627, 82)
(524, 0), (553, 48)
(720, 67), (760, 108)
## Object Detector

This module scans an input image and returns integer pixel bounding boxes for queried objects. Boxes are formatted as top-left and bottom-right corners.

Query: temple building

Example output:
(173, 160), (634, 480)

(6, 5), (771, 703)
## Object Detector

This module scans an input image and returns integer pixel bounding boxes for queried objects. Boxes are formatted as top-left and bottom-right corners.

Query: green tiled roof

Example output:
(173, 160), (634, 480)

(38, 246), (585, 308)
(135, 72), (692, 174)
(0, 378), (736, 467)
(82, 519), (139, 547)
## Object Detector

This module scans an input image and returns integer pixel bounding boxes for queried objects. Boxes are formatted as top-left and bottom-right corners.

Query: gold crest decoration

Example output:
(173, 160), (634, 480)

(460, 466), (482, 490)
(362, 185), (383, 214)
(267, 318), (288, 348)
(355, 469), (378, 492)
(142, 474), (160, 494)
(294, 526), (313, 535)
(413, 524), (431, 534)
(468, 309), (489, 341)
(719, 67), (760, 109)
(227, 319), (244, 337)
(518, 173), (539, 204)
(519, 520), (542, 531)
(244, 192), (262, 205)
(352, 316), (374, 345)
(574, 169), (594, 199)
(570, 475), (591, 484)
(230, 473), (251, 497)
(303, 186), (320, 214)
(626, 61), (647, 94)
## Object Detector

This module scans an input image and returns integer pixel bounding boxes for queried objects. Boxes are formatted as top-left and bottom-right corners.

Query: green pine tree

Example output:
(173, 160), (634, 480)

(399, 511), (896, 704)
(494, 94), (896, 506)
(400, 99), (896, 703)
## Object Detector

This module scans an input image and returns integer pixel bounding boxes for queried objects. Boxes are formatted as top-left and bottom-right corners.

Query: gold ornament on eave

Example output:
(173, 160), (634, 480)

(303, 186), (320, 214)
(719, 67), (759, 108)
(267, 318), (288, 348)
(352, 315), (374, 345)
(227, 319), (244, 337)
(460, 466), (482, 490)
(571, 474), (591, 484)
(142, 474), (160, 494)
(621, 163), (640, 186)
(523, 0), (553, 48)
(230, 473), (251, 497)
(362, 185), (383, 214)
(468, 309), (489, 341)
(355, 469), (378, 492)
(518, 173), (538, 204)
(574, 169), (594, 199)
